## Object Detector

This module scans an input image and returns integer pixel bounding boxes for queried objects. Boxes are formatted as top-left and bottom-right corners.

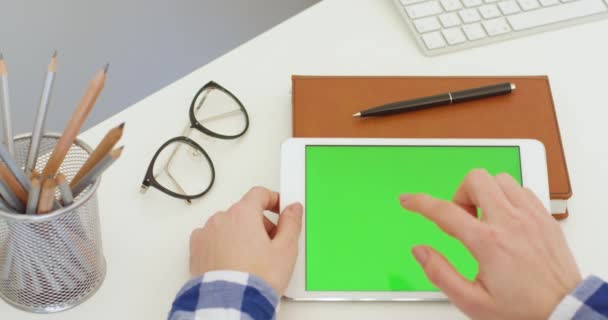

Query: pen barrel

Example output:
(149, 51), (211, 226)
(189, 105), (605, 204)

(0, 133), (106, 313)
(359, 82), (514, 117)
(362, 93), (451, 117)
(451, 82), (513, 104)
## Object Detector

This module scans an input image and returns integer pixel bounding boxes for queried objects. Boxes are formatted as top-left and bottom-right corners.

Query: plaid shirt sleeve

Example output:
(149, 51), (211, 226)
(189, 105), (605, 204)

(550, 275), (608, 319)
(168, 271), (279, 320)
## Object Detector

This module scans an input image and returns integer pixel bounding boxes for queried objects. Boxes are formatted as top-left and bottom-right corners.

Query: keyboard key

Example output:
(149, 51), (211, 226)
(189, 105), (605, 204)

(414, 16), (442, 32)
(518, 0), (541, 10)
(406, 1), (444, 18)
(463, 0), (484, 6)
(482, 17), (512, 35)
(459, 8), (482, 22)
(439, 12), (463, 26)
(508, 0), (607, 30)
(479, 4), (502, 17)
(442, 27), (467, 44)
(463, 23), (488, 39)
(499, 0), (522, 13)
(441, 0), (465, 10)
(422, 31), (447, 49)
(539, 0), (560, 5)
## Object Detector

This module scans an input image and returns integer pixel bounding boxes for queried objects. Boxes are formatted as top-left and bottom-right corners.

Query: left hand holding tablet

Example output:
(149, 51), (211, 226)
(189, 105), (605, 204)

(189, 187), (303, 295)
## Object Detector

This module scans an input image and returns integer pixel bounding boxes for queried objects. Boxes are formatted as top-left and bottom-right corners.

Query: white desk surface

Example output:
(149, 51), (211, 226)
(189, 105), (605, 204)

(3, 0), (608, 318)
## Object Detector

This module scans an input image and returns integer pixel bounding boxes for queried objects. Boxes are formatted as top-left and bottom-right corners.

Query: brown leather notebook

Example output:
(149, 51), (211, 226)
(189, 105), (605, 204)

(292, 75), (572, 219)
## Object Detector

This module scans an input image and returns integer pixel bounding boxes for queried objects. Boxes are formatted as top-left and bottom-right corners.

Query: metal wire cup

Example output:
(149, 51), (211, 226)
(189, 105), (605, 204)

(0, 133), (106, 313)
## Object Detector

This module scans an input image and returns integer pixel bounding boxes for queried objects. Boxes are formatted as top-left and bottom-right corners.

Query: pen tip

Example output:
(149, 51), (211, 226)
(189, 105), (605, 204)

(118, 122), (125, 129)
(510, 83), (516, 91)
(352, 112), (361, 117)
(52, 50), (57, 58)
(103, 63), (110, 74)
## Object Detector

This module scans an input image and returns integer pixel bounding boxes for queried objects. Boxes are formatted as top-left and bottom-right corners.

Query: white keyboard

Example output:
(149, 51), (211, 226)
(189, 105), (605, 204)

(394, 0), (608, 55)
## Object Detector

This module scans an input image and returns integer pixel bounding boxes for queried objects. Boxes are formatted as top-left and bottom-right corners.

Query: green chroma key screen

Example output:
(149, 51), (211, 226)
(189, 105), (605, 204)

(305, 145), (522, 291)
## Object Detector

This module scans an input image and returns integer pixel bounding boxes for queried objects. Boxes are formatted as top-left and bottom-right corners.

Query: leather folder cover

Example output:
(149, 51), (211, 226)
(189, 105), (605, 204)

(292, 75), (571, 219)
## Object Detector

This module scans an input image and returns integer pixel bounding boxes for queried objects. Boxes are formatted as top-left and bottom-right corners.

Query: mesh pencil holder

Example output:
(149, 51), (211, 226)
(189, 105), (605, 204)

(0, 133), (106, 313)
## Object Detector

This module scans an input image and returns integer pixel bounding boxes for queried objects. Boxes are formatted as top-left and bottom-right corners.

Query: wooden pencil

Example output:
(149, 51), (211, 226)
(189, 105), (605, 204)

(0, 53), (15, 155)
(72, 146), (123, 197)
(0, 195), (11, 212)
(25, 51), (57, 174)
(37, 175), (57, 214)
(31, 170), (41, 180)
(41, 64), (109, 178)
(56, 173), (74, 205)
(25, 176), (41, 215)
(0, 179), (23, 212)
(0, 162), (27, 205)
(70, 122), (124, 188)
(0, 142), (30, 192)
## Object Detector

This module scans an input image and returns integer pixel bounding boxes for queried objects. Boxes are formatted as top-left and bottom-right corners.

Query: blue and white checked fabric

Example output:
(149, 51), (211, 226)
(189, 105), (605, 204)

(169, 271), (279, 320)
(551, 275), (608, 319)
(169, 272), (607, 320)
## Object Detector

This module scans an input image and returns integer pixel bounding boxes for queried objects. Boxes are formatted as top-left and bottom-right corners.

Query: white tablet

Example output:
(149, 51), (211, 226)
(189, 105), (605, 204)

(280, 138), (550, 301)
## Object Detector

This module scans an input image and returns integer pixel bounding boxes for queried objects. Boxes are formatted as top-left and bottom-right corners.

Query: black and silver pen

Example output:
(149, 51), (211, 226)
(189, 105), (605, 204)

(353, 82), (516, 117)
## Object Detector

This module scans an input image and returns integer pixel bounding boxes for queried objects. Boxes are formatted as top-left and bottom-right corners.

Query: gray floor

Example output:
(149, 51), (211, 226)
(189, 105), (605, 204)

(0, 0), (319, 135)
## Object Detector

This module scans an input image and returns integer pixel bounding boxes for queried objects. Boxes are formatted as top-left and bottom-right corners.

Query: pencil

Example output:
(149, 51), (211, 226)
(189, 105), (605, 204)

(0, 233), (15, 281)
(0, 196), (14, 212)
(25, 51), (57, 174)
(25, 176), (41, 215)
(0, 162), (28, 205)
(41, 64), (109, 178)
(70, 122), (124, 188)
(72, 146), (123, 197)
(31, 170), (41, 180)
(56, 173), (74, 205)
(0, 143), (30, 192)
(37, 175), (56, 214)
(0, 179), (23, 212)
(30, 170), (60, 210)
(0, 196), (10, 212)
(0, 53), (15, 155)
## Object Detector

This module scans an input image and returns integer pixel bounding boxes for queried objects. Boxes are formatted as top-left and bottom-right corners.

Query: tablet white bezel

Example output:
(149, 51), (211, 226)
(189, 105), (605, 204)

(280, 138), (550, 301)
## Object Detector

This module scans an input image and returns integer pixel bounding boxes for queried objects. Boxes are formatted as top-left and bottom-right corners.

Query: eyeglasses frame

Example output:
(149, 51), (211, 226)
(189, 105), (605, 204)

(140, 81), (249, 201)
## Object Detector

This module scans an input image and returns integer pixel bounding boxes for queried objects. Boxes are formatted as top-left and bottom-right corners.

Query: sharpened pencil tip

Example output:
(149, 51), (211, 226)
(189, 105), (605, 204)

(118, 122), (125, 129)
(352, 112), (361, 117)
(103, 63), (110, 74)
(52, 50), (57, 58)
(112, 145), (125, 158)
(0, 52), (3, 60)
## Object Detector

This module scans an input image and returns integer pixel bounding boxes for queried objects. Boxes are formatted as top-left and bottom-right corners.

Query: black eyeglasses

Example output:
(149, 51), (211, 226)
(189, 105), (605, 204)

(140, 81), (249, 202)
